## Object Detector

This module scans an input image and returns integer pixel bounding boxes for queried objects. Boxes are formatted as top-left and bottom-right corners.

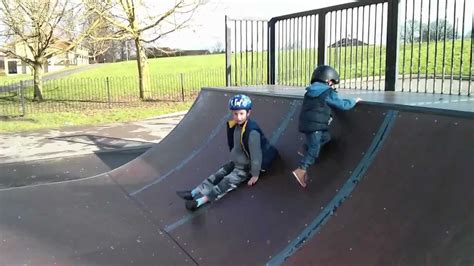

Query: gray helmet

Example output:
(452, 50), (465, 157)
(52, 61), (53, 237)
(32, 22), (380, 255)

(310, 65), (340, 84)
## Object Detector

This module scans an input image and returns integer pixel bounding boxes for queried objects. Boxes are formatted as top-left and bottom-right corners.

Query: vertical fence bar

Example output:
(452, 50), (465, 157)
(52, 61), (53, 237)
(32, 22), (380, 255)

(366, 5), (371, 90)
(255, 20), (263, 85)
(360, 6), (365, 89)
(355, 7), (359, 89)
(441, 0), (449, 93)
(262, 21), (265, 85)
(303, 16), (311, 85)
(339, 10), (343, 83)
(385, 0), (400, 91)
(425, 0), (432, 93)
(296, 17), (300, 85)
(19, 80), (25, 116)
(292, 18), (296, 85)
(240, 20), (243, 86)
(458, 0), (466, 95)
(409, 0), (415, 92)
(268, 19), (276, 85)
(234, 20), (238, 86)
(433, 0), (440, 93)
(225, 16), (231, 86)
(449, 0), (457, 94)
(329, 12), (333, 66)
(308, 16), (313, 84)
(469, 27), (473, 96)
(245, 20), (248, 85)
(180, 73), (185, 101)
(416, 0), (423, 93)
(313, 15), (317, 71)
(344, 9), (349, 88)
(251, 20), (254, 84)
(286, 19), (289, 84)
(318, 13), (327, 67)
(276, 21), (280, 84)
(379, 3), (385, 90)
(373, 4), (378, 90)
(298, 17), (305, 86)
(401, 0), (408, 91)
(106, 77), (111, 109)
(349, 8), (354, 88)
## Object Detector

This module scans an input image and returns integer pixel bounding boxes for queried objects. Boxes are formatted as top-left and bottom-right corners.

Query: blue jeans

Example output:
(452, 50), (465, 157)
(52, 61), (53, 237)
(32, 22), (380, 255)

(299, 131), (331, 170)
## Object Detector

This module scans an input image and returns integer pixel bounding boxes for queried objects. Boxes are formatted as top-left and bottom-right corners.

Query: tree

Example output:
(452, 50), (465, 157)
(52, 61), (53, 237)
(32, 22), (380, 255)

(84, 0), (204, 100)
(400, 20), (422, 43)
(421, 19), (455, 42)
(211, 41), (224, 53)
(0, 0), (99, 101)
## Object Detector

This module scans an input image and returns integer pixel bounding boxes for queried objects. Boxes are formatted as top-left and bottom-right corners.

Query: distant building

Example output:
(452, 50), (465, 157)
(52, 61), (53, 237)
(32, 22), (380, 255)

(328, 38), (368, 48)
(0, 39), (89, 76)
(146, 47), (210, 58)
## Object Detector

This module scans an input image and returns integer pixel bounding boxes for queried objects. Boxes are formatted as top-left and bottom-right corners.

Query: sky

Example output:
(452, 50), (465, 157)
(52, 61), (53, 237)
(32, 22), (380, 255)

(159, 0), (354, 50)
(158, 0), (472, 50)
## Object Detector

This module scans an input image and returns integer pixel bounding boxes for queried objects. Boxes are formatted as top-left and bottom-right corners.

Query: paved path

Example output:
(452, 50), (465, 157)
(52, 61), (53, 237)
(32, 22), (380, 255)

(0, 111), (185, 164)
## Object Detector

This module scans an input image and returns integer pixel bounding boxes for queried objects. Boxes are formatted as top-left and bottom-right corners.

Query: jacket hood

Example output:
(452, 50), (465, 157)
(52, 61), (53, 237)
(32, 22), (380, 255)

(305, 82), (331, 97)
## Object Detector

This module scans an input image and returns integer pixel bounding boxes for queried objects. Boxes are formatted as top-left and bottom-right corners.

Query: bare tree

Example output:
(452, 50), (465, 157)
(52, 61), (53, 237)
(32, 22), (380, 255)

(0, 0), (99, 101)
(84, 0), (204, 100)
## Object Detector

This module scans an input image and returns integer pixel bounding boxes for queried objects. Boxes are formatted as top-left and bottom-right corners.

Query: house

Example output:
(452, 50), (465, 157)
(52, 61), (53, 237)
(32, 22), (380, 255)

(0, 39), (89, 76)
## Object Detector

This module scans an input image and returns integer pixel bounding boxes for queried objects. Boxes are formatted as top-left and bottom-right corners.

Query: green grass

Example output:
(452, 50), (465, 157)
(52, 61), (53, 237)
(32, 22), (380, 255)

(274, 39), (472, 85)
(0, 102), (192, 133)
(65, 54), (225, 79)
(0, 65), (85, 84)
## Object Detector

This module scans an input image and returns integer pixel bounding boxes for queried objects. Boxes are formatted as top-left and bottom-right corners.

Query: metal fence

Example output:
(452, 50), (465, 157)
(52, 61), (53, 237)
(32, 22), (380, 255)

(0, 69), (225, 117)
(225, 16), (269, 86)
(226, 0), (473, 95)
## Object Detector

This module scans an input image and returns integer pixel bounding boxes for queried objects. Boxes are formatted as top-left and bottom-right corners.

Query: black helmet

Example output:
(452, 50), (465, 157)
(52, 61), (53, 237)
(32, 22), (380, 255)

(310, 65), (340, 84)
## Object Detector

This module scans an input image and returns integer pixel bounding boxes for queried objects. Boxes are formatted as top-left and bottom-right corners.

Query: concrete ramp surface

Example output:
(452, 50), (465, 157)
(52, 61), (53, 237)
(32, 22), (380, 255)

(0, 87), (473, 265)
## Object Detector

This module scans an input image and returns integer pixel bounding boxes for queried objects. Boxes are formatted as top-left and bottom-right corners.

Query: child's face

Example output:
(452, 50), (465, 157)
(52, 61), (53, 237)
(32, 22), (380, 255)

(232, 109), (250, 125)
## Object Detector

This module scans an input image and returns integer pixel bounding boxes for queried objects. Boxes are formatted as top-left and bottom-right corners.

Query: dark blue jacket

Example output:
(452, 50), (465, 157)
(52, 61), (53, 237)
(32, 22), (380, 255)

(226, 119), (278, 172)
(299, 82), (357, 133)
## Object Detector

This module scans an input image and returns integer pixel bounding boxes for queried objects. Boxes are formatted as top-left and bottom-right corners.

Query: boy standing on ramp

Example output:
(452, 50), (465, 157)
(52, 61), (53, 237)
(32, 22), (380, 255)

(176, 94), (278, 211)
(292, 65), (361, 188)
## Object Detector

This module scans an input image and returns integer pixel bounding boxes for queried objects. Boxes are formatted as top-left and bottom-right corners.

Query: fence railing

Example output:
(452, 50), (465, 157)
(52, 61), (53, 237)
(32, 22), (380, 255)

(225, 16), (269, 86)
(0, 69), (225, 117)
(226, 0), (473, 96)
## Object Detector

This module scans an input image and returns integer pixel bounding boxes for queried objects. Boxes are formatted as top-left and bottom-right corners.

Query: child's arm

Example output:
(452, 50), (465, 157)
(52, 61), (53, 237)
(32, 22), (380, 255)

(247, 130), (262, 186)
(326, 90), (361, 110)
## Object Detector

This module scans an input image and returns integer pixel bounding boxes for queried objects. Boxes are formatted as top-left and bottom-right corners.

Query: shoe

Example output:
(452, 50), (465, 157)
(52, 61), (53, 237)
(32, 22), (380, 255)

(292, 168), (307, 188)
(176, 190), (194, 200)
(185, 200), (198, 211)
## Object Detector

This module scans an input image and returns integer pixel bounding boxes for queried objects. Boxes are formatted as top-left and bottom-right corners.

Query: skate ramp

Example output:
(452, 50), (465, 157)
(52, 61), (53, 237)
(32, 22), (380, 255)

(0, 87), (473, 265)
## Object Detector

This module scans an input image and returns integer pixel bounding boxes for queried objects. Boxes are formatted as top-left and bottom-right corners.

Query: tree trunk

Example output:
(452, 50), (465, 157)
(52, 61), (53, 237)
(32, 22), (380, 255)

(134, 38), (150, 100)
(33, 61), (44, 101)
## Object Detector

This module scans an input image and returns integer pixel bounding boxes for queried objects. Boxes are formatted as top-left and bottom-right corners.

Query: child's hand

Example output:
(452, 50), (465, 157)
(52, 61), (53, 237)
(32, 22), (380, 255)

(247, 176), (259, 186)
(355, 97), (362, 103)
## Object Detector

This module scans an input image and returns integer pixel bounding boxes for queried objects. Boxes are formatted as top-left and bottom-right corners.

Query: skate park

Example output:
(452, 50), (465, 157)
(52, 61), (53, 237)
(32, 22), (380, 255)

(1, 0), (473, 265)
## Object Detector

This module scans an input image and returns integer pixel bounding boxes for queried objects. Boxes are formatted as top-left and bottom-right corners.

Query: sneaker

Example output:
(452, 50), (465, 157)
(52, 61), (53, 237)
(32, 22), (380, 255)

(185, 200), (198, 211)
(176, 190), (194, 200)
(292, 168), (307, 188)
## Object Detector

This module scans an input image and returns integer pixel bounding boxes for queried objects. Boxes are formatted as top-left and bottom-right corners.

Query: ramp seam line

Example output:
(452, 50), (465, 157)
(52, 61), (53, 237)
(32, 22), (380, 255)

(130, 114), (231, 196)
(109, 175), (199, 265)
(266, 110), (398, 266)
(163, 100), (301, 233)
